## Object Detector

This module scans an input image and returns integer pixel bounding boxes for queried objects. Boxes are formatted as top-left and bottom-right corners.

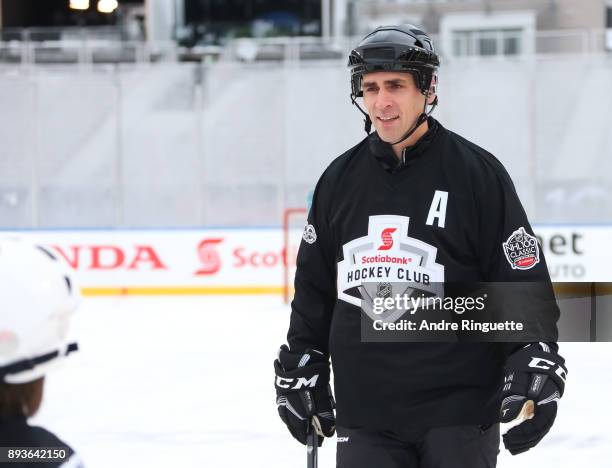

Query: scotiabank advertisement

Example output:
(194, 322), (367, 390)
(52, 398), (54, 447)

(5, 225), (611, 295)
(10, 229), (291, 295)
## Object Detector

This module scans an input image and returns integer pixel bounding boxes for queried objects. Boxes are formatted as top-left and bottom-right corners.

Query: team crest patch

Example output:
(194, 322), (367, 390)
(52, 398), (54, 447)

(303, 224), (317, 244)
(337, 215), (444, 315)
(503, 227), (540, 270)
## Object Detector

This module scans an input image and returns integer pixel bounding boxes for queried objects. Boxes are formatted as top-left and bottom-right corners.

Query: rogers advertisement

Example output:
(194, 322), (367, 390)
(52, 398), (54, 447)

(4, 225), (611, 295)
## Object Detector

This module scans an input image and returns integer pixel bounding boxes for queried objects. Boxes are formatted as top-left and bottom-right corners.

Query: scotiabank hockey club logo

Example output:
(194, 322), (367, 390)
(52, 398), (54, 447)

(503, 227), (540, 270)
(337, 215), (444, 321)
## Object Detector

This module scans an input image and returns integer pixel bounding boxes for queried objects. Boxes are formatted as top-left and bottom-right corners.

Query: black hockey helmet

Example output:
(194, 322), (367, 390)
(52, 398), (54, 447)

(348, 24), (440, 99)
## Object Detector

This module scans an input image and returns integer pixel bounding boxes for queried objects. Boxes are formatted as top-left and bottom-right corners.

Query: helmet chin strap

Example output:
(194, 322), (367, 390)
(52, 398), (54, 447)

(388, 94), (438, 146)
(350, 93), (438, 145)
(350, 94), (373, 134)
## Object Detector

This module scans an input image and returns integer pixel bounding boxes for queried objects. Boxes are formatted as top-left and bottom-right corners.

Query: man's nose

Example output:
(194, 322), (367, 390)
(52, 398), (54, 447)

(374, 88), (393, 109)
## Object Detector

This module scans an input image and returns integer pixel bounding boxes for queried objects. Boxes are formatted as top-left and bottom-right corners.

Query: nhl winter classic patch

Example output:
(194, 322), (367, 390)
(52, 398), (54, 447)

(302, 224), (317, 244)
(502, 227), (540, 270)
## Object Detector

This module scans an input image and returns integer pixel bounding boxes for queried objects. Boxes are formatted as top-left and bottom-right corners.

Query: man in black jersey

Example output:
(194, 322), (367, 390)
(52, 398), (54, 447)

(274, 25), (567, 467)
(0, 238), (83, 468)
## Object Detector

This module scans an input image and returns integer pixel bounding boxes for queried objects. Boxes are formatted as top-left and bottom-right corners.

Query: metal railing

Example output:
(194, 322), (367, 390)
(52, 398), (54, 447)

(0, 28), (610, 66)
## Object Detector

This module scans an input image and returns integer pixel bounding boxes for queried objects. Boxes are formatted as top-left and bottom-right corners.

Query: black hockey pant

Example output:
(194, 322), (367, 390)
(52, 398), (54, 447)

(336, 424), (500, 468)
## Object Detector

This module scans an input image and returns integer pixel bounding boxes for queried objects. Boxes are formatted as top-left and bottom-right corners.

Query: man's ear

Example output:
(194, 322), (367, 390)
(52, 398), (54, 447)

(426, 74), (438, 105)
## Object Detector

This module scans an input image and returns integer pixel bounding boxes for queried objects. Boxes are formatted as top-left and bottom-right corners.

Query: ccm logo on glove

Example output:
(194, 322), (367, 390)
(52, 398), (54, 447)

(276, 375), (320, 390)
(528, 357), (567, 381)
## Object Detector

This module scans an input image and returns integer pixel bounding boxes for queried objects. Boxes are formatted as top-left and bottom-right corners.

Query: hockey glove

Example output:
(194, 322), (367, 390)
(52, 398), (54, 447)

(274, 345), (335, 446)
(500, 343), (567, 455)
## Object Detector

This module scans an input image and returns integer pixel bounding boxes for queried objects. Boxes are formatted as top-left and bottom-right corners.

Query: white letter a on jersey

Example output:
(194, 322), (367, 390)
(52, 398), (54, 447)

(426, 190), (448, 228)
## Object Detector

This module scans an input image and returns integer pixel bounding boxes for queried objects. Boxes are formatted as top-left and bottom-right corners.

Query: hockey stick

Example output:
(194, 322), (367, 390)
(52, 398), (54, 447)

(501, 399), (535, 435)
(306, 418), (318, 468)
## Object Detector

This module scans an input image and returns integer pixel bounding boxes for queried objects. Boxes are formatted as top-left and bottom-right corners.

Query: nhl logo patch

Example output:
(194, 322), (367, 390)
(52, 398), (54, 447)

(302, 224), (317, 244)
(376, 282), (393, 300)
(502, 227), (540, 270)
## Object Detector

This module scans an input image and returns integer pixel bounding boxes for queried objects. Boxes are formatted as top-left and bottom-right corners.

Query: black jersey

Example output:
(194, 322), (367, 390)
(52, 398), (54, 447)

(286, 118), (559, 431)
(0, 416), (83, 468)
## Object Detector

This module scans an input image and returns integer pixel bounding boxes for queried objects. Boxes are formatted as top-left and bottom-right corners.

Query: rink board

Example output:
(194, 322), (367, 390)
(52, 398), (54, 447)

(2, 225), (611, 295)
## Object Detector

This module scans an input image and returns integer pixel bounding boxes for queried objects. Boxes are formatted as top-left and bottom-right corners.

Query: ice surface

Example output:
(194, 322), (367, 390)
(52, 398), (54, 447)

(30, 296), (612, 467)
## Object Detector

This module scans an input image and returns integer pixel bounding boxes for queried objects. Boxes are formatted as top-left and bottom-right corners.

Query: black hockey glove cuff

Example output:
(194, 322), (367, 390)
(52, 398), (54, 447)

(501, 343), (568, 455)
(274, 345), (336, 446)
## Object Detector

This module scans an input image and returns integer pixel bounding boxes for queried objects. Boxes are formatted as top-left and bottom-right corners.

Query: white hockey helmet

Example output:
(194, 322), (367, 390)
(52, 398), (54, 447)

(0, 237), (79, 384)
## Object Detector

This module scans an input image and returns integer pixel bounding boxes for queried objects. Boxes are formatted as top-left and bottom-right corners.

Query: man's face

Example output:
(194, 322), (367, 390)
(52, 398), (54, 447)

(361, 71), (427, 143)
